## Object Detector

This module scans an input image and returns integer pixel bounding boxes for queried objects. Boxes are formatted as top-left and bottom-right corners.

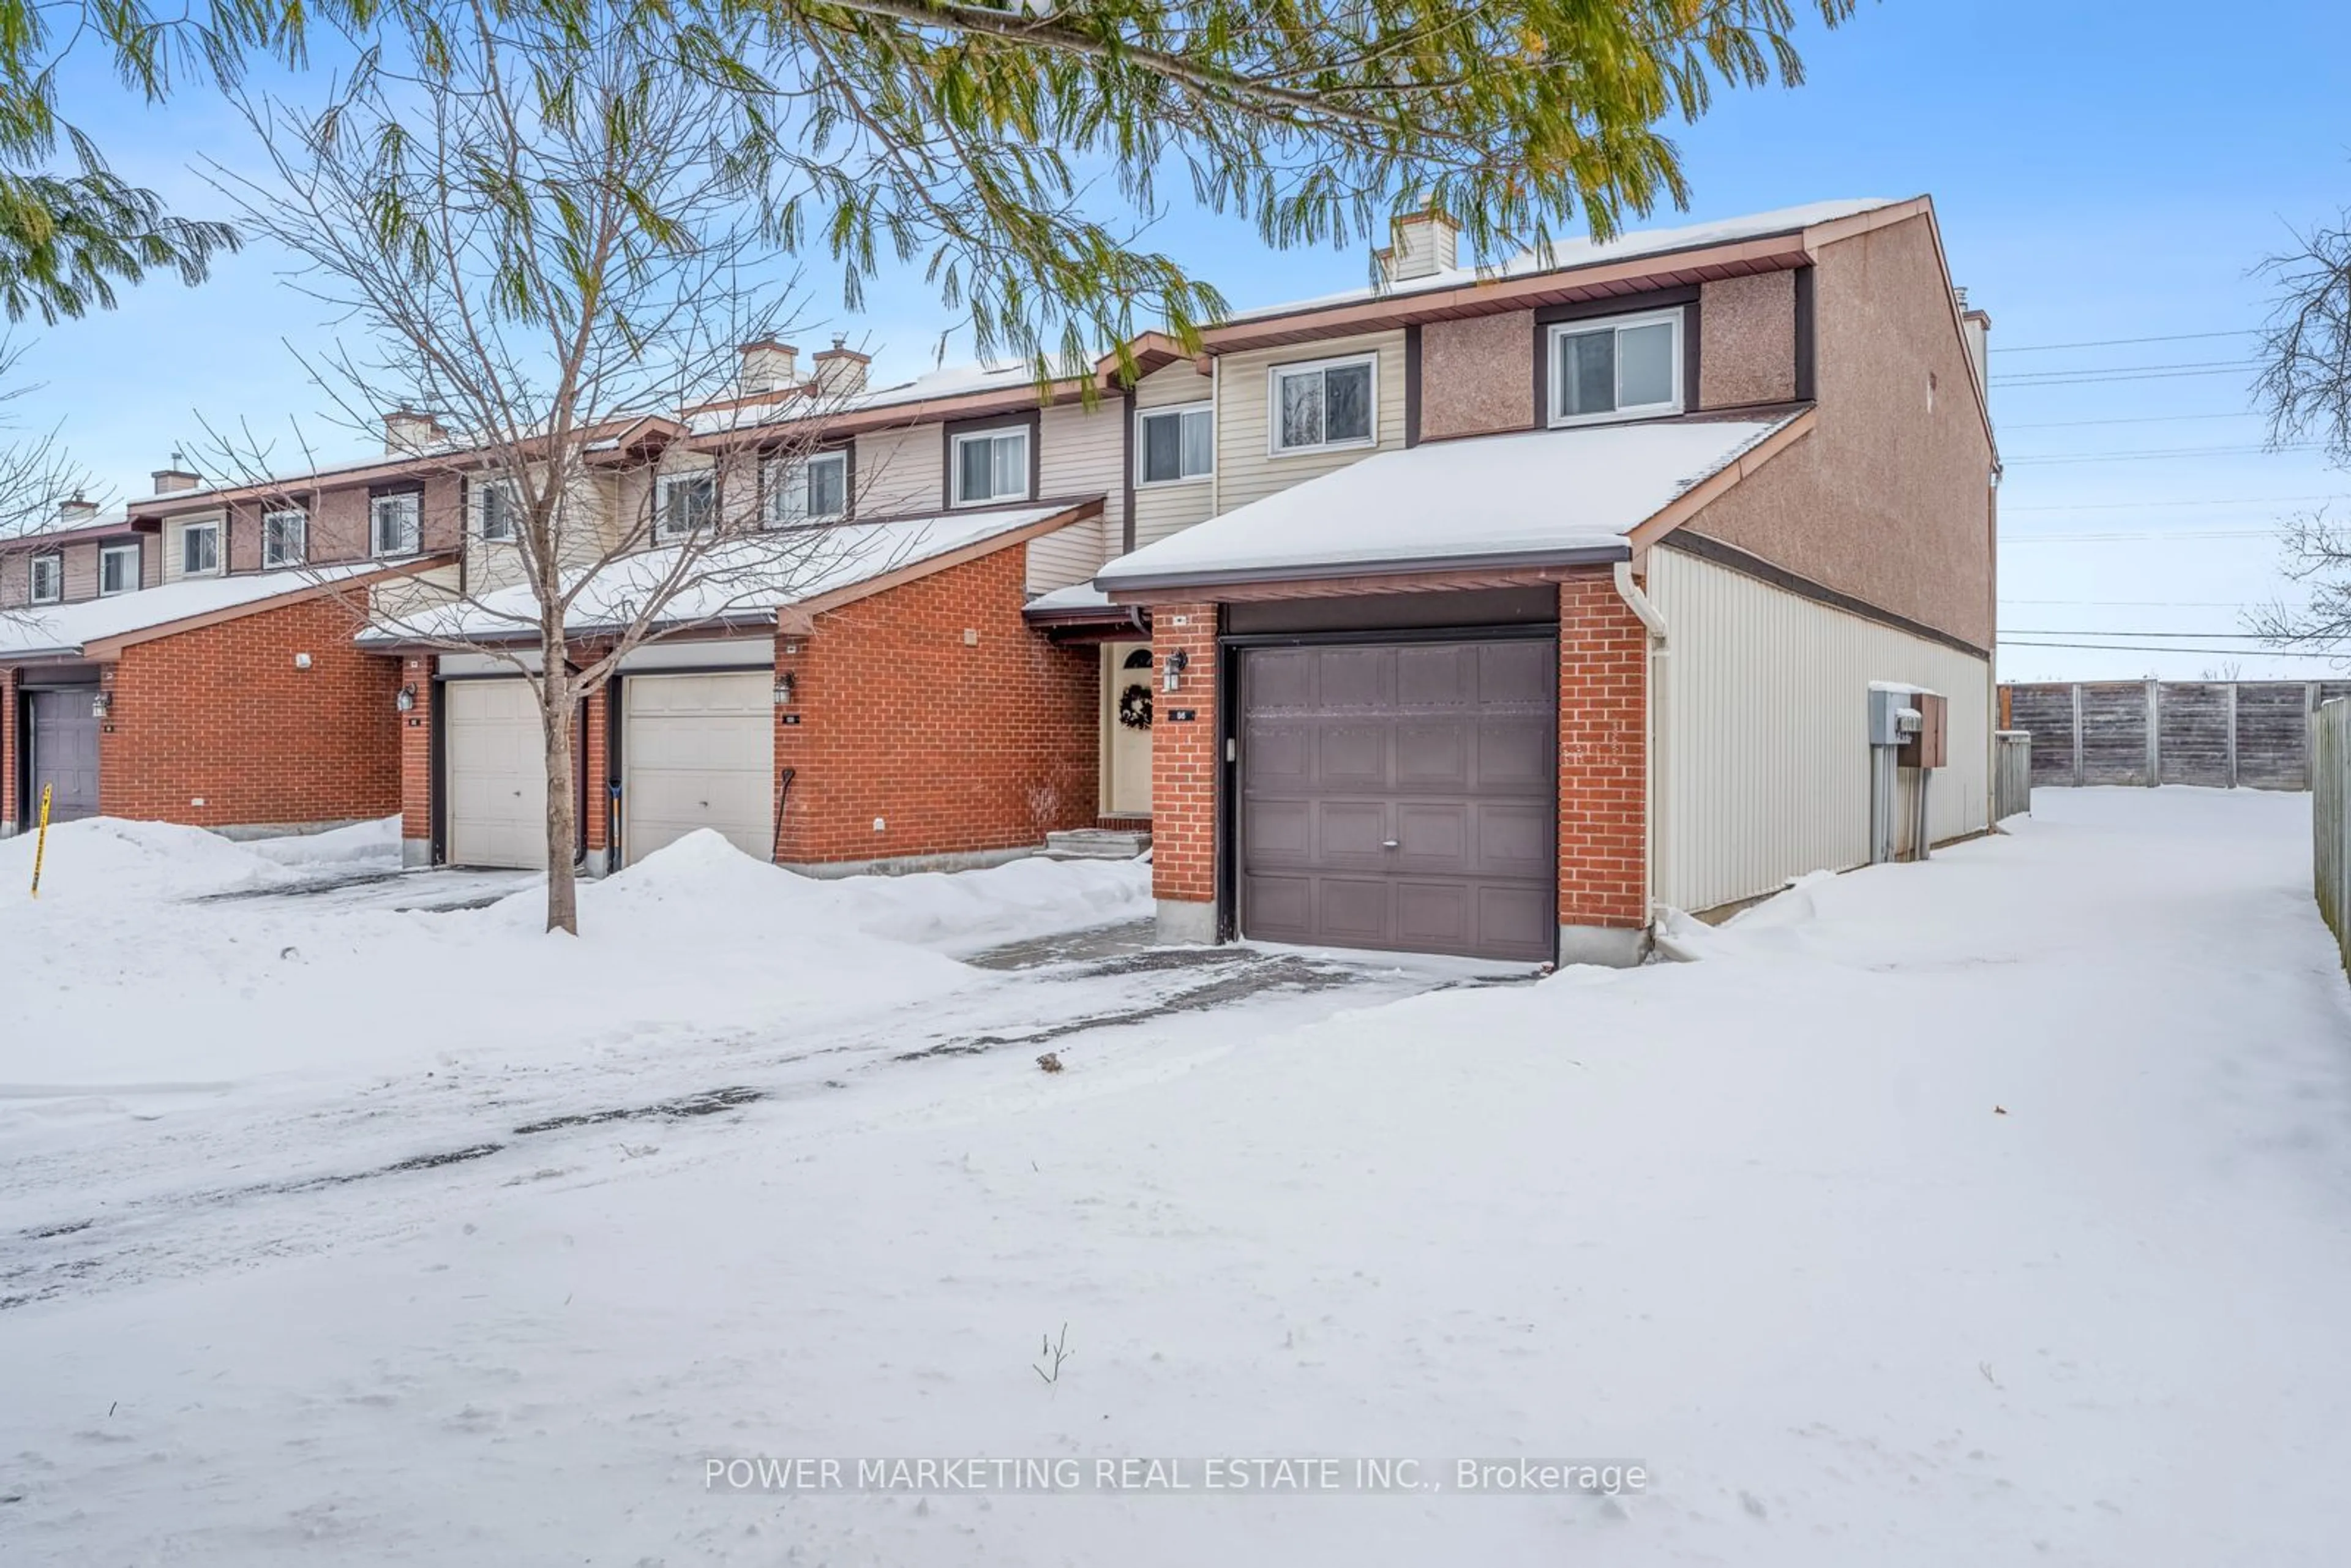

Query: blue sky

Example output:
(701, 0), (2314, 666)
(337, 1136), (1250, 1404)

(17, 1), (2351, 678)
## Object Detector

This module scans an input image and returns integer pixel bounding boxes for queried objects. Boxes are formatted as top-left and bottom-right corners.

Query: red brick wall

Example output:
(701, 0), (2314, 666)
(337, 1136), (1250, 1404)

(1558, 572), (1648, 929)
(0, 665), (15, 828)
(1148, 603), (1219, 906)
(584, 685), (611, 855)
(99, 591), (405, 827)
(773, 541), (1097, 863)
(399, 654), (434, 851)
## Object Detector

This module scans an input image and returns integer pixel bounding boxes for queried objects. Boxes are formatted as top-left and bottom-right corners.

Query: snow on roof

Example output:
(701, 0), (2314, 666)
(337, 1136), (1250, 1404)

(364, 503), (1076, 643)
(0, 561), (385, 659)
(1023, 581), (1114, 613)
(687, 361), (1044, 437)
(1094, 416), (1799, 590)
(1229, 198), (1902, 321)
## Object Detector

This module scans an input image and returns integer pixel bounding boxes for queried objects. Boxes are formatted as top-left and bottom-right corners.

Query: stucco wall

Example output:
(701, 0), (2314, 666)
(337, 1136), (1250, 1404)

(1678, 214), (1995, 650)
(1420, 310), (1535, 440)
(1697, 271), (1797, 409)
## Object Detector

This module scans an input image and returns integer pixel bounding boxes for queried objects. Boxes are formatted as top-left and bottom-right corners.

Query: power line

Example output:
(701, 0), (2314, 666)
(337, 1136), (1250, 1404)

(2002, 628), (2271, 639)
(2002, 411), (2258, 430)
(2004, 442), (2320, 465)
(2002, 527), (2281, 542)
(2003, 493), (2350, 513)
(1992, 356), (2259, 382)
(2000, 597), (2269, 607)
(1998, 637), (2342, 658)
(1990, 364), (2263, 389)
(1992, 329), (2258, 354)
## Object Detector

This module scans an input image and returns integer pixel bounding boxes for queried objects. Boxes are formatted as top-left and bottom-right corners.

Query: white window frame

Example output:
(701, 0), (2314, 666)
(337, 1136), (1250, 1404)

(261, 508), (308, 569)
(179, 519), (223, 578)
(1267, 351), (1379, 457)
(29, 550), (62, 604)
(654, 472), (718, 540)
(369, 492), (422, 558)
(1545, 307), (1686, 428)
(767, 449), (849, 526)
(1135, 400), (1215, 487)
(474, 476), (520, 543)
(98, 541), (139, 596)
(950, 426), (1032, 508)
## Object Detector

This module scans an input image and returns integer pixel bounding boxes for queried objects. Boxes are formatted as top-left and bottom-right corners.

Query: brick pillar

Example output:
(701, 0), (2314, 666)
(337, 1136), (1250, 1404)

(93, 667), (122, 817)
(1557, 574), (1649, 964)
(583, 684), (612, 872)
(1149, 602), (1220, 943)
(398, 655), (434, 868)
(0, 665), (15, 835)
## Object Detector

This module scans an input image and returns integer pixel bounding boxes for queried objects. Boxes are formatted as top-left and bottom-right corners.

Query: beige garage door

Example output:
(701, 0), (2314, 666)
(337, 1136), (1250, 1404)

(446, 679), (549, 869)
(623, 672), (774, 865)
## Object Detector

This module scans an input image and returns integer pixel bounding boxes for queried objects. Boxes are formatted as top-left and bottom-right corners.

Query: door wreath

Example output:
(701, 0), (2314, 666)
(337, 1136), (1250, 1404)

(1117, 681), (1153, 730)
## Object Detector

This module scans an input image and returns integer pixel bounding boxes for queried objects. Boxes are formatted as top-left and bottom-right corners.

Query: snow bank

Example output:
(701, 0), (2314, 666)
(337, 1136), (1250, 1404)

(241, 816), (402, 871)
(0, 818), (294, 902)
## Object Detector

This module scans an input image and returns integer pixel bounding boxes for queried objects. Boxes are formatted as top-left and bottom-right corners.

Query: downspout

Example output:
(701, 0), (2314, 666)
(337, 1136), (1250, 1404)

(1613, 559), (1669, 929)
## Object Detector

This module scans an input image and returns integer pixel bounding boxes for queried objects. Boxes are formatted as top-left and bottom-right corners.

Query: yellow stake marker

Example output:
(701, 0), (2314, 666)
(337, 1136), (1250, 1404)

(29, 782), (52, 898)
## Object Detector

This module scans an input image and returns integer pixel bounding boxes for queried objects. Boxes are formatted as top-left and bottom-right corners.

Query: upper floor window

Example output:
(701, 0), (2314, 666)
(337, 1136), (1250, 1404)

(1548, 309), (1683, 426)
(952, 426), (1030, 506)
(29, 551), (62, 603)
(768, 450), (848, 526)
(1270, 353), (1375, 455)
(262, 509), (307, 569)
(1138, 402), (1214, 485)
(655, 473), (716, 539)
(179, 519), (222, 577)
(370, 492), (422, 557)
(475, 477), (520, 542)
(99, 542), (139, 596)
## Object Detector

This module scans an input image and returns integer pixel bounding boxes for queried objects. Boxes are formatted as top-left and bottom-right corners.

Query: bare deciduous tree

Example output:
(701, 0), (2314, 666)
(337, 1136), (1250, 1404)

(2255, 212), (2351, 662)
(207, 5), (863, 934)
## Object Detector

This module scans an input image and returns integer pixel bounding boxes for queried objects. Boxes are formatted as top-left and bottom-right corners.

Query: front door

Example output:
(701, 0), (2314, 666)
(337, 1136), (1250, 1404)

(28, 688), (101, 823)
(1104, 642), (1154, 817)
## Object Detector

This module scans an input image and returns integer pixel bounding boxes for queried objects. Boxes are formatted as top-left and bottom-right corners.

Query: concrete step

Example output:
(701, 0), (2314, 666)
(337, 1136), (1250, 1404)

(1041, 828), (1152, 860)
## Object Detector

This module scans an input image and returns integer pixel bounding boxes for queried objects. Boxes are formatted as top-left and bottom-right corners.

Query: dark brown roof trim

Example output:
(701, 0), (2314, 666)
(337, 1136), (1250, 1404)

(1100, 542), (1631, 598)
(1660, 530), (1990, 661)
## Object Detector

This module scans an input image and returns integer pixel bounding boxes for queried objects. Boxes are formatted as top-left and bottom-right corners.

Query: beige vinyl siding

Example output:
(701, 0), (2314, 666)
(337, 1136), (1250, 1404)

(368, 560), (463, 622)
(1213, 328), (1407, 517)
(1648, 543), (1991, 915)
(854, 424), (942, 519)
(1026, 398), (1122, 591)
(58, 541), (99, 601)
(467, 467), (623, 597)
(160, 512), (227, 583)
(1130, 362), (1217, 553)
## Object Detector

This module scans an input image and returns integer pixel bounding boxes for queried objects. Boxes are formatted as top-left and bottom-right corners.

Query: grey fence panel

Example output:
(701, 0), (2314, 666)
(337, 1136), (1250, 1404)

(2236, 684), (2312, 790)
(1993, 732), (2033, 820)
(2079, 682), (2153, 786)
(2158, 683), (2233, 786)
(2314, 699), (2351, 975)
(2007, 685), (2079, 786)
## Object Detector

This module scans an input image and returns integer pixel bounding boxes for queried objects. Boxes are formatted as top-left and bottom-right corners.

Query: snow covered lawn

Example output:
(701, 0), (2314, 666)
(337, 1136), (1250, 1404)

(5, 789), (2351, 1564)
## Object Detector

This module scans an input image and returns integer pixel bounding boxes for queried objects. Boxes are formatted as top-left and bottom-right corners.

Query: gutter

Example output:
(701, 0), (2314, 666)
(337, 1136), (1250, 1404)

(1100, 541), (1632, 599)
(1612, 560), (1668, 647)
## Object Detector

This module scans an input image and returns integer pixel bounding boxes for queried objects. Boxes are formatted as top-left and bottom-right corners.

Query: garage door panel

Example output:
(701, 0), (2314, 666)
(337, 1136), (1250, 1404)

(28, 690), (101, 822)
(1240, 639), (1557, 963)
(622, 673), (773, 864)
(446, 680), (549, 869)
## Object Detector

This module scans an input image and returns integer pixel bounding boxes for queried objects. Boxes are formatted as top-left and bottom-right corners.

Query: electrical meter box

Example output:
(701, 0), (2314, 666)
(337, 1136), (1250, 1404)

(1897, 690), (1949, 769)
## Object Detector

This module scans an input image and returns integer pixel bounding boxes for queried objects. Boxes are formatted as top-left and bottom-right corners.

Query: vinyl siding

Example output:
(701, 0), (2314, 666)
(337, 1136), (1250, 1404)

(160, 512), (228, 584)
(854, 424), (942, 519)
(1028, 398), (1122, 591)
(1648, 542), (1991, 915)
(1130, 362), (1217, 552)
(1213, 329), (1408, 517)
(468, 468), (624, 596)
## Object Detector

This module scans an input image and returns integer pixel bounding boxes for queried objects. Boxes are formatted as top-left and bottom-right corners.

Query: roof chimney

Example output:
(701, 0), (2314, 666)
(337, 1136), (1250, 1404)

(383, 408), (448, 456)
(1377, 210), (1460, 290)
(738, 339), (800, 396)
(809, 334), (871, 397)
(1954, 287), (1992, 404)
(151, 457), (201, 495)
(57, 495), (99, 525)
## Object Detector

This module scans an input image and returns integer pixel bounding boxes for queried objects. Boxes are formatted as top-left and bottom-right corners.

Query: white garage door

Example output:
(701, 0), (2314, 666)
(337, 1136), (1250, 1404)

(623, 672), (773, 864)
(446, 679), (550, 870)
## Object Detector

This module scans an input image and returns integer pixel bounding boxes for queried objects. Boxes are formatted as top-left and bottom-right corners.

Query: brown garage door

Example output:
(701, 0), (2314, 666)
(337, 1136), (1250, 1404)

(1239, 639), (1556, 962)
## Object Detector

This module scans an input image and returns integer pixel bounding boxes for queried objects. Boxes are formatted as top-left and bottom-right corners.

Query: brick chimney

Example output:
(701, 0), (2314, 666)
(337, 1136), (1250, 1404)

(1376, 210), (1460, 290)
(57, 495), (100, 525)
(738, 339), (800, 396)
(151, 461), (201, 494)
(1954, 287), (1992, 404)
(383, 408), (448, 456)
(808, 336), (871, 397)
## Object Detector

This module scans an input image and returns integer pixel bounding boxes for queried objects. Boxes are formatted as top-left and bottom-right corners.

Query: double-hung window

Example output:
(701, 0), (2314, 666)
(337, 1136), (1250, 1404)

(1270, 354), (1376, 455)
(951, 427), (1030, 506)
(655, 473), (717, 539)
(1137, 402), (1214, 485)
(1547, 309), (1684, 426)
(370, 492), (422, 557)
(99, 542), (139, 596)
(768, 450), (848, 526)
(179, 519), (222, 577)
(29, 551), (62, 603)
(475, 478), (519, 542)
(262, 509), (308, 568)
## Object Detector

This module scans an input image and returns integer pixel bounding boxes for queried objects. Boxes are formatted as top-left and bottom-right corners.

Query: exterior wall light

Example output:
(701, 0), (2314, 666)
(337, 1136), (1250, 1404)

(91, 689), (111, 719)
(395, 683), (416, 714)
(774, 672), (796, 707)
(1162, 647), (1188, 693)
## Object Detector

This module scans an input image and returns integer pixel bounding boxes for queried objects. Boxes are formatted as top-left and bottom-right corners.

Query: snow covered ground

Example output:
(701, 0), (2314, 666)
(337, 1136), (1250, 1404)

(4, 789), (2351, 1564)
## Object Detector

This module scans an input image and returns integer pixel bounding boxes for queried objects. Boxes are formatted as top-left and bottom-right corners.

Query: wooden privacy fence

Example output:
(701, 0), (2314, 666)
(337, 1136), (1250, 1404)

(2313, 699), (2351, 973)
(1993, 731), (2032, 820)
(2000, 680), (2351, 790)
